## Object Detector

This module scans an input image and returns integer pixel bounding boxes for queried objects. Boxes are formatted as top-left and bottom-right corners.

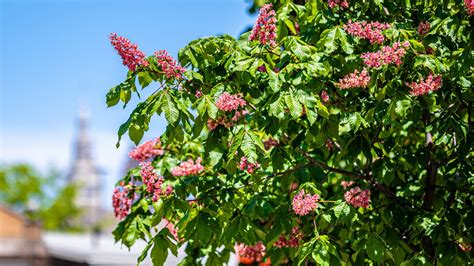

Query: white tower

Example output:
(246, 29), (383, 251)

(68, 107), (102, 229)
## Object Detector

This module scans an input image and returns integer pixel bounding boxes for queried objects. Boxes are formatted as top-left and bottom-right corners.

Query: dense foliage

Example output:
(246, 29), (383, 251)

(0, 164), (81, 231)
(107, 0), (473, 265)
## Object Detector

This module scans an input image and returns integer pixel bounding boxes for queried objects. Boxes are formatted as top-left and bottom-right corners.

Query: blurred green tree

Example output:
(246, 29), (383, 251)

(0, 164), (81, 231)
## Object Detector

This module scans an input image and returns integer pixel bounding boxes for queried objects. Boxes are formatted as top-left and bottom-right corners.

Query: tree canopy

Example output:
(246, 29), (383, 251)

(107, 0), (473, 265)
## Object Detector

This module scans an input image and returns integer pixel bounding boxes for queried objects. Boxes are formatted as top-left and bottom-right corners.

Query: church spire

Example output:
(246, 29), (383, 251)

(68, 106), (102, 229)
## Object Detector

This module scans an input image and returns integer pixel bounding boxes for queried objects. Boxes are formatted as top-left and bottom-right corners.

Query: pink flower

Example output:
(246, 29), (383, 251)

(325, 139), (334, 151)
(263, 138), (279, 150)
(465, 0), (474, 15)
(215, 93), (247, 112)
(154, 50), (186, 79)
(344, 186), (371, 208)
(112, 182), (134, 220)
(321, 90), (329, 103)
(341, 180), (355, 189)
(109, 33), (149, 71)
(328, 0), (349, 9)
(249, 4), (277, 47)
(195, 90), (203, 98)
(171, 157), (204, 177)
(257, 65), (267, 73)
(406, 73), (442, 96)
(459, 242), (472, 252)
(417, 21), (431, 35)
(335, 69), (371, 89)
(140, 162), (169, 201)
(129, 138), (164, 162)
(163, 219), (180, 241)
(274, 227), (303, 248)
(343, 21), (391, 44)
(165, 185), (173, 196)
(239, 156), (261, 174)
(361, 41), (410, 68)
(235, 242), (266, 262)
(207, 116), (235, 131)
(292, 189), (319, 216)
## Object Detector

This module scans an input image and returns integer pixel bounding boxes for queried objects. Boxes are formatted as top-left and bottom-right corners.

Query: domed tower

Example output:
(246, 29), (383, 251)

(68, 107), (102, 229)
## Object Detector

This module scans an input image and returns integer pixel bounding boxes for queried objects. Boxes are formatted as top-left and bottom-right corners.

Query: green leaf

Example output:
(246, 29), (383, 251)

(316, 100), (329, 119)
(317, 28), (337, 53)
(269, 95), (285, 119)
(334, 202), (350, 218)
(284, 19), (297, 35)
(106, 85), (120, 107)
(394, 99), (411, 118)
(205, 96), (218, 119)
(129, 124), (144, 145)
(151, 235), (169, 266)
(335, 27), (354, 54)
(137, 241), (153, 264)
(366, 233), (385, 263)
(138, 71), (154, 89)
(268, 71), (282, 93)
(285, 91), (302, 119)
(162, 94), (179, 124)
(241, 132), (257, 163)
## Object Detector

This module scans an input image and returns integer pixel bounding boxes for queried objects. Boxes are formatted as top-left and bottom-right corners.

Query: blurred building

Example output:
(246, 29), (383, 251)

(67, 109), (102, 230)
(0, 205), (48, 266)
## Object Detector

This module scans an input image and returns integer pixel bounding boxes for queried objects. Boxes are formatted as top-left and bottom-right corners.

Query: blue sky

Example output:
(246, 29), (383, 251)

(0, 0), (255, 206)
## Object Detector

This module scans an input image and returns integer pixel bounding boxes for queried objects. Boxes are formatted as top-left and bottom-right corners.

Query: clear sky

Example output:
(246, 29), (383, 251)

(0, 0), (255, 206)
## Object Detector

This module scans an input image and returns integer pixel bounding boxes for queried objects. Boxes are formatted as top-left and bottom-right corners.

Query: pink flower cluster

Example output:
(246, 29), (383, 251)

(406, 73), (442, 96)
(129, 138), (164, 162)
(361, 41), (410, 68)
(249, 4), (277, 47)
(465, 0), (474, 15)
(335, 68), (370, 89)
(140, 162), (172, 201)
(341, 180), (355, 189)
(239, 156), (261, 174)
(112, 182), (133, 220)
(109, 33), (149, 71)
(235, 242), (266, 262)
(344, 186), (371, 208)
(328, 0), (349, 9)
(215, 93), (247, 112)
(263, 138), (279, 150)
(154, 50), (186, 79)
(171, 157), (204, 177)
(163, 219), (180, 241)
(417, 21), (431, 35)
(343, 21), (391, 44)
(321, 90), (329, 103)
(207, 109), (249, 131)
(292, 189), (319, 216)
(274, 227), (303, 248)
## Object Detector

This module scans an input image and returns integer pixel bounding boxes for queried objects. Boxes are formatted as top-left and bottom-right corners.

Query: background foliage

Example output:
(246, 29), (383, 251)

(108, 0), (473, 264)
(0, 164), (81, 231)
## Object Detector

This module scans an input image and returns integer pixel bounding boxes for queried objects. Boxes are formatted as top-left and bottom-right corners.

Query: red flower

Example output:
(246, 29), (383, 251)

(249, 4), (277, 47)
(109, 33), (148, 71)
